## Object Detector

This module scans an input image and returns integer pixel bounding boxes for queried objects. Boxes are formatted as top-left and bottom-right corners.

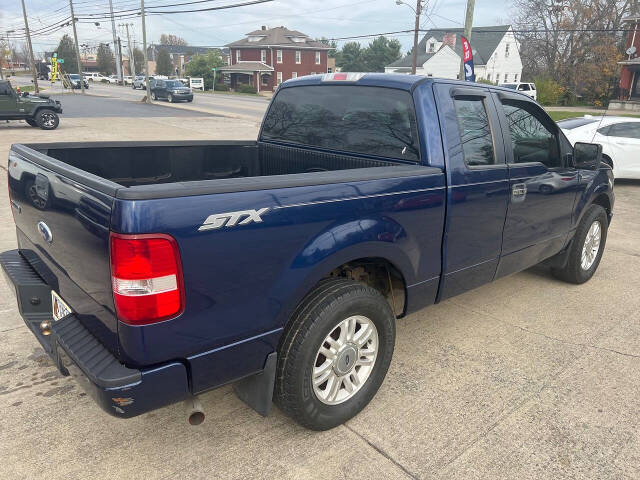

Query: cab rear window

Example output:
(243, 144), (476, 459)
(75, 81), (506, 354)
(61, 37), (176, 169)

(261, 85), (420, 162)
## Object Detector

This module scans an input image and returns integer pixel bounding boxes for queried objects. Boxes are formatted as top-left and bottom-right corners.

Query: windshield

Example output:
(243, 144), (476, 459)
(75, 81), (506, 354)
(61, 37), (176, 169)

(166, 81), (184, 88)
(501, 84), (517, 89)
(68, 74), (80, 80)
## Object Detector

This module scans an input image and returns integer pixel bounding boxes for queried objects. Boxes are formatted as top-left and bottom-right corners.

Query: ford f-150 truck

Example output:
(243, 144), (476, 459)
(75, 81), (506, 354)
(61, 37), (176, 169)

(1, 73), (613, 431)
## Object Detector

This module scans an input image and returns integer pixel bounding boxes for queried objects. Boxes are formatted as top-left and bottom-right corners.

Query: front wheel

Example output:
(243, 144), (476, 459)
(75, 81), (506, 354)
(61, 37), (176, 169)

(275, 278), (395, 430)
(552, 205), (608, 284)
(167, 94), (174, 103)
(151, 91), (157, 100)
(36, 109), (59, 130)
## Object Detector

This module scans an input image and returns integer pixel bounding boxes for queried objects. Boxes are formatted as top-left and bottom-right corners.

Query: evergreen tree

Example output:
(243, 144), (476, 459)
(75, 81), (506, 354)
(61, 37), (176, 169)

(55, 34), (78, 74)
(155, 48), (173, 76)
(96, 43), (115, 75)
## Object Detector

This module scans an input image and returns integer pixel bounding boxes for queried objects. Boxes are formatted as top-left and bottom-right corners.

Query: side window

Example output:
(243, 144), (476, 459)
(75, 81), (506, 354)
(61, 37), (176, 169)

(453, 97), (496, 166)
(0, 83), (10, 95)
(501, 100), (561, 168)
(607, 122), (640, 139)
(519, 84), (530, 91)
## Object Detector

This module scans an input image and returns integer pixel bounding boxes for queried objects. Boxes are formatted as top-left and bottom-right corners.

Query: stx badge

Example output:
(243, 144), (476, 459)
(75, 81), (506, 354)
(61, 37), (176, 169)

(198, 208), (270, 231)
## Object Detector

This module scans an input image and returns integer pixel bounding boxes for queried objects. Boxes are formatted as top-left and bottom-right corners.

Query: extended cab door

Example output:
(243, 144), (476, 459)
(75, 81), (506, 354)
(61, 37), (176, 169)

(492, 92), (578, 277)
(434, 84), (510, 300)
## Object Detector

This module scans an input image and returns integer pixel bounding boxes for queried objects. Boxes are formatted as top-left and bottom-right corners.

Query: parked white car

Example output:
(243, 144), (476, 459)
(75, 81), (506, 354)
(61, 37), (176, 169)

(500, 82), (537, 101)
(83, 72), (110, 82)
(123, 76), (133, 85)
(559, 115), (640, 179)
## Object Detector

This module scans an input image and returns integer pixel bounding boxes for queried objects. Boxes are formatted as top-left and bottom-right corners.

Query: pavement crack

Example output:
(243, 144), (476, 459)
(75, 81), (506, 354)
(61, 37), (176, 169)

(0, 325), (23, 333)
(344, 423), (420, 480)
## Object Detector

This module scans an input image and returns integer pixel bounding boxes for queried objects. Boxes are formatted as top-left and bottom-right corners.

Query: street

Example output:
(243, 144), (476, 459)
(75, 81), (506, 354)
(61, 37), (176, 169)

(0, 98), (639, 479)
(85, 81), (269, 120)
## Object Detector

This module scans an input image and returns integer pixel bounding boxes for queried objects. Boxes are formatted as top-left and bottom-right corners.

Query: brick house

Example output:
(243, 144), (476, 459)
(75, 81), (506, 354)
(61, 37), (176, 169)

(219, 26), (331, 92)
(616, 15), (640, 103)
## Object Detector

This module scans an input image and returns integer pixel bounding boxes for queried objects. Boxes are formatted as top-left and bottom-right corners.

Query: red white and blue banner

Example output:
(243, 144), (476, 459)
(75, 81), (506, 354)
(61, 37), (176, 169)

(461, 36), (475, 82)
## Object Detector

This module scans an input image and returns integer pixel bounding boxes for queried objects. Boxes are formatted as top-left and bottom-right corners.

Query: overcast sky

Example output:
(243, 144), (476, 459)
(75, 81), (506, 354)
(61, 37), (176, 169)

(1, 0), (513, 55)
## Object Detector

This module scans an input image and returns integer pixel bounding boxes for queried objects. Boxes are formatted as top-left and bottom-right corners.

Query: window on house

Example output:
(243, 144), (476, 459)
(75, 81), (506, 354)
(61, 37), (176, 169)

(261, 50), (266, 63)
(291, 72), (297, 79)
(428, 43), (435, 53)
(327, 67), (333, 73)
(505, 43), (510, 58)
(236, 50), (241, 62)
(514, 73), (519, 82)
(296, 51), (301, 64)
(277, 71), (282, 85)
(315, 51), (321, 64)
(277, 50), (282, 63)
(487, 73), (491, 81)
(496, 73), (500, 83)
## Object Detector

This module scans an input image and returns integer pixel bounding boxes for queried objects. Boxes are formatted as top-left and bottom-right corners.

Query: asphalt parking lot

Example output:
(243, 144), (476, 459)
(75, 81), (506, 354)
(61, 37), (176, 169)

(0, 104), (639, 479)
(49, 93), (213, 118)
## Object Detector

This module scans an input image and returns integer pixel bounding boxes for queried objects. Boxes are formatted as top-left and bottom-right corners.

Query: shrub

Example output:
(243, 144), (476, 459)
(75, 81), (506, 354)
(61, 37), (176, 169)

(476, 78), (496, 86)
(532, 76), (564, 106)
(213, 82), (229, 91)
(236, 84), (257, 94)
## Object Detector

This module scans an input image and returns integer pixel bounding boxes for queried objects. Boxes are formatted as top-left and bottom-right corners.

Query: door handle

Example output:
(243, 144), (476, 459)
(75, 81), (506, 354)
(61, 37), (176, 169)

(512, 183), (527, 202)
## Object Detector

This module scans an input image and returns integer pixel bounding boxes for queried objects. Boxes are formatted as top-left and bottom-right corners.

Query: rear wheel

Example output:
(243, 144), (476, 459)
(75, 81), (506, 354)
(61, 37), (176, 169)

(552, 205), (608, 284)
(275, 278), (395, 430)
(35, 109), (59, 130)
(168, 93), (174, 103)
(151, 91), (157, 100)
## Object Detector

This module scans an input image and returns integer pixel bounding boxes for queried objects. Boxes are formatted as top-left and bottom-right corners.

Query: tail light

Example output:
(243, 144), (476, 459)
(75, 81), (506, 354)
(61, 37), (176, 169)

(109, 233), (185, 325)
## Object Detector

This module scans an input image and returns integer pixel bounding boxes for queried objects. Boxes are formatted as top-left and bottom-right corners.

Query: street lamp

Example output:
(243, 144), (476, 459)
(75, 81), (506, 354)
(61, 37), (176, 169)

(396, 0), (424, 75)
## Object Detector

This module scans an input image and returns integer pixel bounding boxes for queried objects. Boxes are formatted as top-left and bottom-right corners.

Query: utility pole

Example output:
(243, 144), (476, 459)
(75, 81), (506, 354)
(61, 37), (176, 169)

(68, 0), (85, 94)
(109, 0), (123, 83)
(117, 37), (124, 76)
(140, 0), (152, 103)
(122, 23), (136, 78)
(411, 0), (422, 75)
(20, 0), (39, 93)
(459, 0), (475, 81)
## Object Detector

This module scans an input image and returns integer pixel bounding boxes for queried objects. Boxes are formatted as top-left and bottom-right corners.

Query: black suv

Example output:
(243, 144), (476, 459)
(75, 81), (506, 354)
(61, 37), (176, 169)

(0, 80), (62, 130)
(150, 79), (193, 102)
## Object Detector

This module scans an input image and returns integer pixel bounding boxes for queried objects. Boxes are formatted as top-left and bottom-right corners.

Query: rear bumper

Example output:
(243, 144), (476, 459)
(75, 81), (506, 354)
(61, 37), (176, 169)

(0, 249), (190, 418)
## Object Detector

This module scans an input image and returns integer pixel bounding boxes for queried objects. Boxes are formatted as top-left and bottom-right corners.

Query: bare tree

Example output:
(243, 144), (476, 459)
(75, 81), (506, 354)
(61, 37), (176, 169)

(512, 0), (631, 101)
(159, 34), (188, 46)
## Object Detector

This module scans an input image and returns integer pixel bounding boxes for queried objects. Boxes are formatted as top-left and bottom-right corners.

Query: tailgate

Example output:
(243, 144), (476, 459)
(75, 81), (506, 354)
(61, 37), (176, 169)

(8, 145), (120, 356)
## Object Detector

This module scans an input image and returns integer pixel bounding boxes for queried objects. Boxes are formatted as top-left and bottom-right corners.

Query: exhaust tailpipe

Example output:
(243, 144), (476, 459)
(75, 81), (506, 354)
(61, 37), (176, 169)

(185, 396), (205, 425)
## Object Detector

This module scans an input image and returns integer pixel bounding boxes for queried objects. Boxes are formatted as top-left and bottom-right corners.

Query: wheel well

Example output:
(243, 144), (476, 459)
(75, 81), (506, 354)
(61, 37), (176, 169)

(592, 193), (612, 220)
(325, 257), (407, 317)
(601, 154), (613, 169)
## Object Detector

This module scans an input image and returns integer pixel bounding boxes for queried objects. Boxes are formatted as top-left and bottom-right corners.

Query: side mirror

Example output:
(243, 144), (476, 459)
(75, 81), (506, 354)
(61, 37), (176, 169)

(574, 142), (602, 170)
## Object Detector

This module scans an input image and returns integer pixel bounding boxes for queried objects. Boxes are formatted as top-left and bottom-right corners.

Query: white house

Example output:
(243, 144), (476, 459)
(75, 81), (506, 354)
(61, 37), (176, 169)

(385, 25), (523, 84)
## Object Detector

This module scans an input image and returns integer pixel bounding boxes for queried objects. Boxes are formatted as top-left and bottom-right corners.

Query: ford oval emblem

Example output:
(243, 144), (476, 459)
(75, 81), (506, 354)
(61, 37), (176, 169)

(37, 221), (53, 244)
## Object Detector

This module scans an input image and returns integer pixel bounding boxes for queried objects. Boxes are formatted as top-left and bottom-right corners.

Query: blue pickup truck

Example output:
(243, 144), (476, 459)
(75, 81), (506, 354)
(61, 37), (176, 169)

(2, 73), (613, 430)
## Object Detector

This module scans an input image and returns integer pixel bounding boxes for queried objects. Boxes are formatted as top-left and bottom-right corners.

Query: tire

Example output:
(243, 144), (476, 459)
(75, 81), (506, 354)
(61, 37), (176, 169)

(151, 91), (157, 100)
(187, 98), (193, 102)
(552, 205), (608, 284)
(168, 94), (174, 103)
(35, 109), (59, 130)
(25, 119), (38, 127)
(275, 278), (395, 430)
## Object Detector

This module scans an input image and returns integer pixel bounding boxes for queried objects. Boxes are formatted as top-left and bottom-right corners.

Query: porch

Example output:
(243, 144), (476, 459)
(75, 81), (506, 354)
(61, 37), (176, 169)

(216, 61), (274, 93)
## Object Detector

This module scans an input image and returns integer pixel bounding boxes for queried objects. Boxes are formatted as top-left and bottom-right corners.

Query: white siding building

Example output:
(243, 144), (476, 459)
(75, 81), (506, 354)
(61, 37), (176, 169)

(386, 25), (523, 84)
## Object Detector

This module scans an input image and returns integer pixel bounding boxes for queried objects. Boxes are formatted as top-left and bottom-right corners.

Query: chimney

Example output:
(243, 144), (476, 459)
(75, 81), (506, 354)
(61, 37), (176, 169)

(261, 25), (266, 30)
(442, 33), (457, 49)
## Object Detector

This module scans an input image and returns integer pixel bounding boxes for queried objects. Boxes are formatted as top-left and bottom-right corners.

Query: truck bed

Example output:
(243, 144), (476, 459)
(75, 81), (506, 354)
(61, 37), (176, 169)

(21, 140), (404, 187)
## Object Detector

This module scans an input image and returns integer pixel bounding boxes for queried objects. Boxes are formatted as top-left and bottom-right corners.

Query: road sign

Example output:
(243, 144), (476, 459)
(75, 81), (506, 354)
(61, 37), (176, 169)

(57, 59), (64, 64)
